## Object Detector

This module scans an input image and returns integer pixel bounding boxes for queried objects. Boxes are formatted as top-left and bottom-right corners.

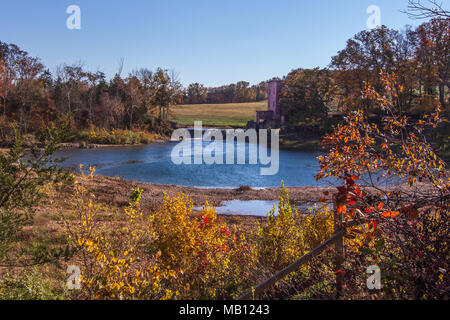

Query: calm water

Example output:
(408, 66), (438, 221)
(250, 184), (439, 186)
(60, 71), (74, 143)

(56, 140), (324, 188)
(195, 200), (333, 217)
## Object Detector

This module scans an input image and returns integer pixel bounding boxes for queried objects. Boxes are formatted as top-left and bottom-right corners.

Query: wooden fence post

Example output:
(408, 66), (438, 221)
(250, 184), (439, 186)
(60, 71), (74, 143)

(334, 200), (345, 299)
(237, 232), (345, 300)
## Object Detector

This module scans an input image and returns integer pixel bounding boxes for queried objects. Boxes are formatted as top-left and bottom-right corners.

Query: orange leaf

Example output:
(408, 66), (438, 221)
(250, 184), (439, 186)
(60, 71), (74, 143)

(381, 211), (400, 218)
(377, 202), (384, 211)
(337, 205), (347, 215)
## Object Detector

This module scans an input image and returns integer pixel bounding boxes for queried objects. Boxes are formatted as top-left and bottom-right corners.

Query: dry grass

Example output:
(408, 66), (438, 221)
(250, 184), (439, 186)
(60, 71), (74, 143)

(172, 101), (268, 127)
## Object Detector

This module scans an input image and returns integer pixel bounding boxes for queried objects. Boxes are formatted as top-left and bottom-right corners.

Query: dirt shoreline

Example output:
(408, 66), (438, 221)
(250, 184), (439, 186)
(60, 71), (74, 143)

(58, 140), (169, 150)
(82, 173), (438, 208)
(77, 175), (337, 228)
(84, 175), (335, 211)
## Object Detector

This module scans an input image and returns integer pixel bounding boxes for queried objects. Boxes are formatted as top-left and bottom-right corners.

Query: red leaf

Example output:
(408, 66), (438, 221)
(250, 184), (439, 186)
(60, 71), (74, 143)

(335, 270), (346, 276)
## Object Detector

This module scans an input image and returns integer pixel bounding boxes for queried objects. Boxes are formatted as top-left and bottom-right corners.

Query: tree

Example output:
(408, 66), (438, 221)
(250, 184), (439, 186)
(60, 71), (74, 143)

(279, 68), (331, 124)
(186, 83), (207, 104)
(255, 81), (268, 101)
(0, 128), (72, 265)
(85, 71), (105, 121)
(98, 91), (124, 130)
(234, 81), (253, 103)
(415, 19), (449, 111)
(131, 68), (157, 128)
(0, 42), (15, 117)
(123, 75), (143, 129)
(150, 68), (182, 122)
(330, 26), (401, 112)
(316, 72), (449, 299)
(6, 45), (45, 132)
(56, 63), (86, 115)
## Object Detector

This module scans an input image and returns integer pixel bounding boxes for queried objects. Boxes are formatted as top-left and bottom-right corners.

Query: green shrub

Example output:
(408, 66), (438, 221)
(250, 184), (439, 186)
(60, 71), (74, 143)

(255, 183), (334, 272)
(0, 268), (65, 300)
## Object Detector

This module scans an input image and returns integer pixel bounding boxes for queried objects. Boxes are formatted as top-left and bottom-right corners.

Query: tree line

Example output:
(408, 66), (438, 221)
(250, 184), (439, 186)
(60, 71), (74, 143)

(0, 39), (271, 142)
(0, 45), (183, 139)
(182, 81), (269, 104)
(279, 19), (449, 125)
(0, 18), (448, 143)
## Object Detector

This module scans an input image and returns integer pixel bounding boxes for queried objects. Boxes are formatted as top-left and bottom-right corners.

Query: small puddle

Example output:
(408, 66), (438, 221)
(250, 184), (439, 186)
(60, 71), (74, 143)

(195, 200), (332, 217)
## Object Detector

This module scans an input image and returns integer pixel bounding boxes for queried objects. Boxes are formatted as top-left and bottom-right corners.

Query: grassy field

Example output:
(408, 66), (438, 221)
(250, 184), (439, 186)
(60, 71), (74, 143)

(172, 101), (267, 127)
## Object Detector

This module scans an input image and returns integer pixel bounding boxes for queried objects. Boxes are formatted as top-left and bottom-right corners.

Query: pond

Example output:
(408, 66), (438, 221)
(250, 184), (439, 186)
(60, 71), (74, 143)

(195, 200), (333, 217)
(56, 140), (325, 188)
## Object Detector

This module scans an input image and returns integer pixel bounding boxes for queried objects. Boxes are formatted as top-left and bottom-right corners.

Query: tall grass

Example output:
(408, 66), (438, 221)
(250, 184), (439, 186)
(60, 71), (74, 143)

(76, 127), (161, 145)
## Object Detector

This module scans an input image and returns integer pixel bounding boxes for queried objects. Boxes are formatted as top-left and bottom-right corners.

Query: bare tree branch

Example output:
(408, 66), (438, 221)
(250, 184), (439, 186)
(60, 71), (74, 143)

(402, 0), (450, 19)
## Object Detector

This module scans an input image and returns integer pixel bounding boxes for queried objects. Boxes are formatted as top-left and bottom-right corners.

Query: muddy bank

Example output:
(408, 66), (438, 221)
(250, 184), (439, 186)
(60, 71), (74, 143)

(58, 139), (168, 150)
(82, 175), (335, 211)
(52, 174), (437, 231)
(76, 175), (337, 228)
(79, 175), (435, 213)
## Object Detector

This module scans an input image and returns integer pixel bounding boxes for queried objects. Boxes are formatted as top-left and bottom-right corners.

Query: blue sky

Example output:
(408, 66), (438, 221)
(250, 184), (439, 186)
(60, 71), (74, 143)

(1, 0), (421, 87)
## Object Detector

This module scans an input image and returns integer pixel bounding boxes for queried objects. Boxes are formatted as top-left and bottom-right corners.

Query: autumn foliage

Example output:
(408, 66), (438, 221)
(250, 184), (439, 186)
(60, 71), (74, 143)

(316, 72), (449, 299)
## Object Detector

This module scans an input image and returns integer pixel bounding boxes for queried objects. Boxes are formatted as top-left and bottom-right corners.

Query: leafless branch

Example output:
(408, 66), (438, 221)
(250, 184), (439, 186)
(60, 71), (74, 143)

(402, 0), (450, 19)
